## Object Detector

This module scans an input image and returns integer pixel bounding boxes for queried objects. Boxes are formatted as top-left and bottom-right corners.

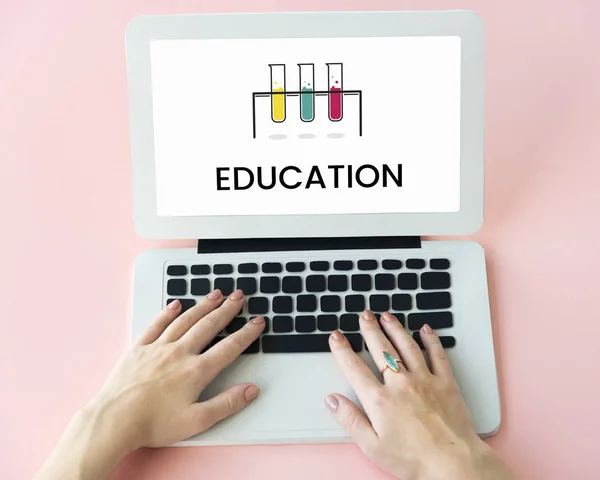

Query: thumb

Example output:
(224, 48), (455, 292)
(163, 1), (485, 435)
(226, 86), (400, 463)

(188, 383), (260, 434)
(325, 394), (378, 445)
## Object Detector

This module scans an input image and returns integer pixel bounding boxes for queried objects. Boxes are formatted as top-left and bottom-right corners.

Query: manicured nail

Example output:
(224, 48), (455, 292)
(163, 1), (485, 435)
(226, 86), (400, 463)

(244, 385), (260, 402)
(230, 289), (243, 300)
(207, 289), (221, 300)
(331, 330), (344, 341)
(325, 395), (339, 412)
(251, 316), (265, 324)
(422, 324), (433, 334)
(361, 310), (375, 321)
(382, 312), (395, 322)
(167, 299), (180, 310)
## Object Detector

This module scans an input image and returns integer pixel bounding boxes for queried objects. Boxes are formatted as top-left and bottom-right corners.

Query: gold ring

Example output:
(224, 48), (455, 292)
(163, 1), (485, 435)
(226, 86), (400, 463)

(380, 351), (404, 374)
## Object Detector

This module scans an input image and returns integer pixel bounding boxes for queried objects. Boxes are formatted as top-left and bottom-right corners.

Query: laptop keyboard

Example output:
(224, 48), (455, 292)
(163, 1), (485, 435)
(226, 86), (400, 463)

(164, 257), (455, 354)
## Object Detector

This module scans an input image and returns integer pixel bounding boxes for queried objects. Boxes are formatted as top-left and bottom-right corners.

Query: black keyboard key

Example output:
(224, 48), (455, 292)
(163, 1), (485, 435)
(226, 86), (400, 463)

(391, 312), (406, 327)
(191, 278), (211, 296)
(262, 262), (282, 273)
(318, 315), (338, 332)
(369, 294), (390, 312)
(430, 258), (450, 270)
(237, 277), (257, 295)
(167, 265), (187, 276)
(238, 263), (258, 274)
(334, 260), (353, 271)
(421, 272), (451, 290)
(310, 261), (330, 271)
(226, 317), (247, 334)
(413, 332), (456, 349)
(263, 333), (363, 353)
(406, 259), (426, 269)
(306, 275), (326, 292)
(214, 278), (234, 296)
(398, 273), (418, 290)
(408, 311), (453, 330)
(375, 273), (395, 291)
(286, 262), (306, 272)
(351, 274), (372, 292)
(328, 275), (348, 292)
(282, 276), (302, 293)
(321, 295), (341, 312)
(340, 313), (360, 331)
(260, 276), (280, 293)
(191, 264), (210, 275)
(345, 295), (365, 312)
(273, 296), (293, 314)
(295, 315), (316, 333)
(167, 279), (187, 296)
(214, 264), (233, 275)
(297, 294), (317, 312)
(243, 339), (260, 354)
(416, 292), (452, 310)
(250, 316), (269, 333)
(273, 315), (293, 333)
(391, 294), (412, 311)
(382, 259), (402, 270)
(166, 298), (196, 313)
(248, 297), (269, 314)
(357, 259), (377, 270)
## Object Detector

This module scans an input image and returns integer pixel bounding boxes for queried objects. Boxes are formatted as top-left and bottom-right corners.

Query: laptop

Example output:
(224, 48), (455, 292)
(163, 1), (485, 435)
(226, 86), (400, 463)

(126, 10), (500, 446)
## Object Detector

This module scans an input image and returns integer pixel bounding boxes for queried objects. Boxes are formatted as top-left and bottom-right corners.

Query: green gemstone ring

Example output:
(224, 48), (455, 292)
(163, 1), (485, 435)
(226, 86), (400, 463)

(381, 351), (404, 374)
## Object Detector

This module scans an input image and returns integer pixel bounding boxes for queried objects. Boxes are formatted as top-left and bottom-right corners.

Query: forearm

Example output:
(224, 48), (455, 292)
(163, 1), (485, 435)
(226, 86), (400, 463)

(35, 403), (134, 480)
(436, 440), (517, 480)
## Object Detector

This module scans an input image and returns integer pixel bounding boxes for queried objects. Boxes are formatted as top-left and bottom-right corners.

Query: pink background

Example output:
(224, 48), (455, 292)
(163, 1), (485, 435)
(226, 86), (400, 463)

(1, 1), (599, 479)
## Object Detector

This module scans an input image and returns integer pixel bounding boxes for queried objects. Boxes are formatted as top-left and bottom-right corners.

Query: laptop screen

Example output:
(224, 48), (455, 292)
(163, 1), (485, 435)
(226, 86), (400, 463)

(149, 36), (461, 218)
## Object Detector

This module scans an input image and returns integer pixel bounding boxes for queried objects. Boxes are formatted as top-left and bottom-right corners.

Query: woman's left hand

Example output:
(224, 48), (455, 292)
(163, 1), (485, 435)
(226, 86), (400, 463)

(35, 288), (264, 480)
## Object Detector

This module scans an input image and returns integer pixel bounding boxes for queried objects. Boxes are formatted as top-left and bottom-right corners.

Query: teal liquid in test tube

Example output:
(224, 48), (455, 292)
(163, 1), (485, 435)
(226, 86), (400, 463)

(298, 63), (315, 122)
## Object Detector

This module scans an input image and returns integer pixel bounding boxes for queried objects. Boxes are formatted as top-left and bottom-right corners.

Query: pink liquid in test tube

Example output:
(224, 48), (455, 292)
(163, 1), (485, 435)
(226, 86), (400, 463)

(327, 63), (343, 121)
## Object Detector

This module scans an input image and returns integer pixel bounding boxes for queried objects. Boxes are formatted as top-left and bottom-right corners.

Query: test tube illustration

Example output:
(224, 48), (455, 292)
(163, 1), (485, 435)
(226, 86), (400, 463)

(269, 64), (286, 122)
(326, 63), (343, 121)
(298, 63), (315, 122)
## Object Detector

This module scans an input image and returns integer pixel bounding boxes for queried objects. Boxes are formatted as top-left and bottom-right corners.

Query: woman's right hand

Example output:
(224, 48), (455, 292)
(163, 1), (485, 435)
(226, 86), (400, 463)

(326, 310), (516, 480)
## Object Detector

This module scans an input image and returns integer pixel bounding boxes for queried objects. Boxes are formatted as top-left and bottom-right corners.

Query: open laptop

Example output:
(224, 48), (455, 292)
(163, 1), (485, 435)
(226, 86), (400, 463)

(126, 10), (500, 446)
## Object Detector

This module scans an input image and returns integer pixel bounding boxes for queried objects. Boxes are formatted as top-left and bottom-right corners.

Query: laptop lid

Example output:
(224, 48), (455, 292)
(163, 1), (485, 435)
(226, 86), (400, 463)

(126, 10), (484, 240)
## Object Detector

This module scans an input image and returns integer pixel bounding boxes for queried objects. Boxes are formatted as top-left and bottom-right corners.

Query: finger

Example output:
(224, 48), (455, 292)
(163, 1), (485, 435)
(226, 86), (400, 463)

(160, 289), (224, 343)
(135, 300), (181, 345)
(380, 312), (428, 374)
(185, 383), (260, 434)
(419, 324), (454, 377)
(180, 289), (247, 352)
(329, 330), (382, 406)
(324, 393), (378, 447)
(200, 316), (265, 382)
(359, 310), (406, 375)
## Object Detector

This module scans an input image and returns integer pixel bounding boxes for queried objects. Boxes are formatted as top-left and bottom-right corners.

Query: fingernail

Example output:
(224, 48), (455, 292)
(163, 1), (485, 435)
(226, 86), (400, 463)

(207, 289), (221, 300)
(167, 299), (180, 310)
(331, 330), (344, 341)
(361, 310), (375, 321)
(244, 385), (260, 402)
(325, 395), (339, 412)
(422, 324), (433, 334)
(382, 312), (395, 322)
(251, 316), (265, 324)
(230, 289), (243, 300)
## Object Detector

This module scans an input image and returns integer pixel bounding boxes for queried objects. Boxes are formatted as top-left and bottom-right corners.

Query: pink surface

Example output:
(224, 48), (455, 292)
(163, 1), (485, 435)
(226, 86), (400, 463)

(1, 1), (599, 479)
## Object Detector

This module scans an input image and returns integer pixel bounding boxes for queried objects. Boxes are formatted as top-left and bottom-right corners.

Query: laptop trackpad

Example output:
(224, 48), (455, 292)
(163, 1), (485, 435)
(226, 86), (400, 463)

(195, 352), (375, 440)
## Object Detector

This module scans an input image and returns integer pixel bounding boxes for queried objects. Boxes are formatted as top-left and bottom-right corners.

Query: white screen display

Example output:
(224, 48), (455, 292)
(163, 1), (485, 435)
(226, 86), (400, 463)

(150, 36), (461, 217)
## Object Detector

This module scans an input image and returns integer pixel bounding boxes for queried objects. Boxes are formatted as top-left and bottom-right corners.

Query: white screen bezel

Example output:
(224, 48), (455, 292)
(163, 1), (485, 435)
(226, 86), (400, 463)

(126, 10), (485, 239)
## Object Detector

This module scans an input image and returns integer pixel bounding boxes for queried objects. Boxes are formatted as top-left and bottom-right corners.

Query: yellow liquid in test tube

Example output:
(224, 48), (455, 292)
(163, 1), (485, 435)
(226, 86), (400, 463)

(272, 87), (285, 122)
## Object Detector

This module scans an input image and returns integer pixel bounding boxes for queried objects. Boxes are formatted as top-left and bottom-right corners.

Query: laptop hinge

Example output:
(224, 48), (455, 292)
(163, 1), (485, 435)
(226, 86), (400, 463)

(197, 236), (421, 254)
